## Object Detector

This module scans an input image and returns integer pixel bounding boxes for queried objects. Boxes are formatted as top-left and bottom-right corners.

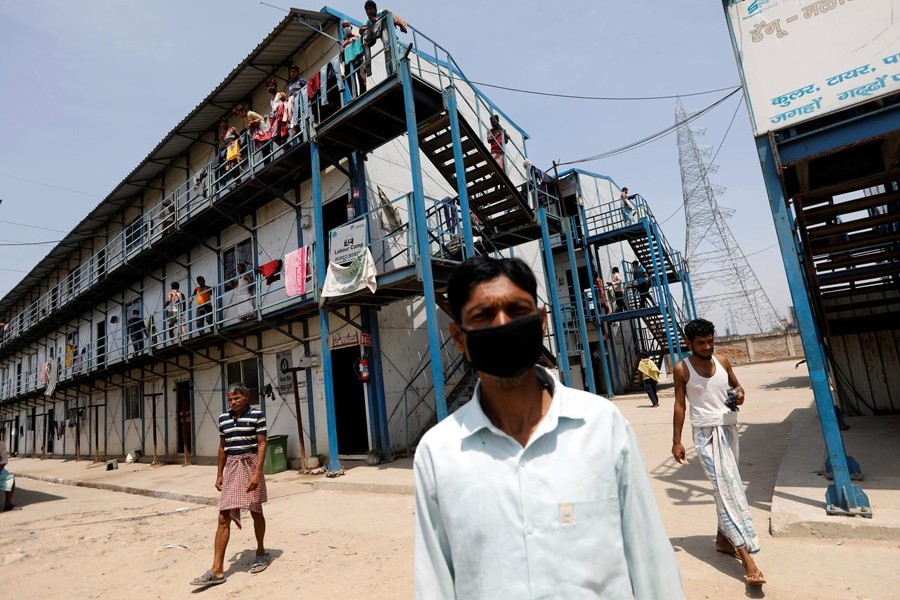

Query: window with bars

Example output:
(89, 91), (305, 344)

(124, 384), (142, 420)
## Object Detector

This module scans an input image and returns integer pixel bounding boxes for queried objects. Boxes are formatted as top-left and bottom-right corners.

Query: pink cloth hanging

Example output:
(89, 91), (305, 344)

(285, 246), (310, 297)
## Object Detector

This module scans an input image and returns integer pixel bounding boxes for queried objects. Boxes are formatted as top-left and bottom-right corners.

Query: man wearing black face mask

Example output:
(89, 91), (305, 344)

(414, 256), (684, 600)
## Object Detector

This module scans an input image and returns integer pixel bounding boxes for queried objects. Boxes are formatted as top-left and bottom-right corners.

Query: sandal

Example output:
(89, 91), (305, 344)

(745, 572), (766, 586)
(250, 553), (271, 574)
(190, 570), (226, 586)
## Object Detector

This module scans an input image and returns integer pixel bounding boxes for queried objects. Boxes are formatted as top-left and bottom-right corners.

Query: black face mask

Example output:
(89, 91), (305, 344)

(461, 313), (544, 378)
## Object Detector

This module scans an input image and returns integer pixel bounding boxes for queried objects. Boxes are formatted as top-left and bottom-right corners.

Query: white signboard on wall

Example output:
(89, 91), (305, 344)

(727, 0), (900, 136)
(329, 220), (366, 265)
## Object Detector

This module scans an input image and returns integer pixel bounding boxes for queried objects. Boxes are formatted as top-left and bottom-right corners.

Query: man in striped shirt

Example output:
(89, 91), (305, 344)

(191, 383), (269, 586)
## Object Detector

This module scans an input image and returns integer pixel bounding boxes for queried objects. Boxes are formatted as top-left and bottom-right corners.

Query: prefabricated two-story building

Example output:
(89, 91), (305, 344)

(0, 7), (692, 472)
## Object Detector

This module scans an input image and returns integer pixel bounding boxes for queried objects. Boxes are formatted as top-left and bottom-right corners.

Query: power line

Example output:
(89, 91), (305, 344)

(0, 238), (66, 246)
(744, 242), (779, 258)
(467, 81), (741, 102)
(0, 172), (98, 197)
(660, 94), (745, 226)
(558, 87), (741, 166)
(0, 219), (70, 234)
(0, 267), (29, 273)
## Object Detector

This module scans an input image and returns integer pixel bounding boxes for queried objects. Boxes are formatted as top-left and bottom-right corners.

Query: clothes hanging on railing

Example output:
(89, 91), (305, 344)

(257, 259), (283, 285)
(307, 72), (321, 99)
(284, 246), (312, 298)
(329, 57), (345, 93)
(319, 64), (329, 107)
(57, 420), (65, 439)
(39, 361), (49, 385)
(44, 359), (58, 397)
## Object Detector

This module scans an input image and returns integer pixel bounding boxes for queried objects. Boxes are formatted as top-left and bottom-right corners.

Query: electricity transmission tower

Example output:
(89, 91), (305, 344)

(676, 98), (781, 334)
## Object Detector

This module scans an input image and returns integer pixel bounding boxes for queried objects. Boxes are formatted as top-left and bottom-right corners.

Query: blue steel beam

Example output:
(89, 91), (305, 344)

(444, 86), (475, 258)
(366, 307), (392, 457)
(563, 215), (596, 393)
(310, 141), (343, 474)
(653, 221), (684, 362)
(538, 207), (571, 384)
(399, 57), (448, 422)
(579, 206), (614, 397)
(756, 136), (870, 517)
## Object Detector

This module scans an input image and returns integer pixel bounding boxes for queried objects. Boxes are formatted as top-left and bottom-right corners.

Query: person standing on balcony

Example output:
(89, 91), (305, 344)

(415, 255), (684, 599)
(671, 318), (765, 588)
(165, 282), (187, 340)
(637, 351), (660, 407)
(234, 263), (255, 321)
(611, 266), (628, 312)
(632, 260), (653, 307)
(361, 0), (408, 77)
(620, 187), (638, 225)
(193, 277), (214, 334)
(341, 21), (367, 97)
(127, 309), (146, 352)
(487, 114), (508, 172)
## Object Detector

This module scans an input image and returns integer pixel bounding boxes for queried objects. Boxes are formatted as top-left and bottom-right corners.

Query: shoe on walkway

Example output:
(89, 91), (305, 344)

(190, 570), (226, 586)
(250, 553), (271, 574)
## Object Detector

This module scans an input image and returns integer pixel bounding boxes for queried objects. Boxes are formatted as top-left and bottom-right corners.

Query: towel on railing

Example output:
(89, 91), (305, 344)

(257, 259), (283, 285)
(284, 247), (312, 297)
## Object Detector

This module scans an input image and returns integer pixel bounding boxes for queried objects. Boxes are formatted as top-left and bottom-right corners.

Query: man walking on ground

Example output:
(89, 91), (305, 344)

(415, 255), (684, 599)
(191, 383), (270, 586)
(671, 318), (765, 587)
(637, 351), (660, 407)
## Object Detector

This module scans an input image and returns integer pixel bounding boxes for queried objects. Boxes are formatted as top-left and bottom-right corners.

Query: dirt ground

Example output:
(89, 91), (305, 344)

(2, 360), (898, 599)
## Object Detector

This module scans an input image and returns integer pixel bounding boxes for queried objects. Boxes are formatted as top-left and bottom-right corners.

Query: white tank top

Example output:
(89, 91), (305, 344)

(683, 355), (736, 427)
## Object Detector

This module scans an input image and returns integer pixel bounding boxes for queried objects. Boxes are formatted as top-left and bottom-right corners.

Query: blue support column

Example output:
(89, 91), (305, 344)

(365, 307), (392, 457)
(563, 216), (596, 393)
(684, 271), (698, 320)
(643, 219), (677, 368)
(538, 207), (571, 384)
(653, 223), (684, 363)
(311, 140), (343, 474)
(399, 57), (448, 421)
(756, 137), (870, 516)
(580, 206), (614, 397)
(444, 87), (475, 258)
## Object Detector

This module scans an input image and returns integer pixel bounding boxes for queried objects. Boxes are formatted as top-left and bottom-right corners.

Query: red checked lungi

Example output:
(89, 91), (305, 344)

(219, 453), (267, 529)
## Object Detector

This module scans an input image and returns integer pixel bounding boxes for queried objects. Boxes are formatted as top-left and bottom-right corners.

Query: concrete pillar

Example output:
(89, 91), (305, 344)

(746, 337), (756, 363)
(786, 332), (796, 356)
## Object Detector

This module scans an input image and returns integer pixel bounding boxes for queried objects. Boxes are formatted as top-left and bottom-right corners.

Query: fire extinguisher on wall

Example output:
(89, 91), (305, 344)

(355, 355), (370, 382)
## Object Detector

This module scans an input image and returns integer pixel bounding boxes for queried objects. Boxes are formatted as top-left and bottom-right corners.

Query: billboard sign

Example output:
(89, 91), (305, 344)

(726, 0), (900, 135)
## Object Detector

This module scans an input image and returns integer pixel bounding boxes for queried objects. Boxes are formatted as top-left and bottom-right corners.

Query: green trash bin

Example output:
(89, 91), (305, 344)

(263, 435), (288, 475)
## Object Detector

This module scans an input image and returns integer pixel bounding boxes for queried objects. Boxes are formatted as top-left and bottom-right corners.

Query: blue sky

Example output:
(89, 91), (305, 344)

(0, 0), (791, 329)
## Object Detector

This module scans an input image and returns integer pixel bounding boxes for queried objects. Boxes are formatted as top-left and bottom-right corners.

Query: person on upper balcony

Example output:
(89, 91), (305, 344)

(620, 187), (638, 225)
(631, 260), (653, 307)
(611, 266), (628, 312)
(487, 114), (508, 172)
(361, 0), (408, 77)
(341, 21), (367, 97)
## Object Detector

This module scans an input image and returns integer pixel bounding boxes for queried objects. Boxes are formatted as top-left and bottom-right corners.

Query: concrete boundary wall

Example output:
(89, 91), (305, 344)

(715, 331), (804, 365)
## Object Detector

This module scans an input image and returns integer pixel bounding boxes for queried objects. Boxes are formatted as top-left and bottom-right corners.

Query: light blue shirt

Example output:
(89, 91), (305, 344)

(414, 367), (683, 599)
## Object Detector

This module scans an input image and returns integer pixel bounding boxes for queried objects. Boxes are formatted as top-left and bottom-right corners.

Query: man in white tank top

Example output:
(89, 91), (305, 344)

(671, 318), (766, 588)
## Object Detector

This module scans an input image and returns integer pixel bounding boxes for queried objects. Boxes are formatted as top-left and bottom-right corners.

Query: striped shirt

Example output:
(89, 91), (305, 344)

(218, 407), (267, 455)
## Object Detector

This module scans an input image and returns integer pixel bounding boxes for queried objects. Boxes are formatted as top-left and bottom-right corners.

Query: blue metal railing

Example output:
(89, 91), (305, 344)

(0, 249), (316, 403)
